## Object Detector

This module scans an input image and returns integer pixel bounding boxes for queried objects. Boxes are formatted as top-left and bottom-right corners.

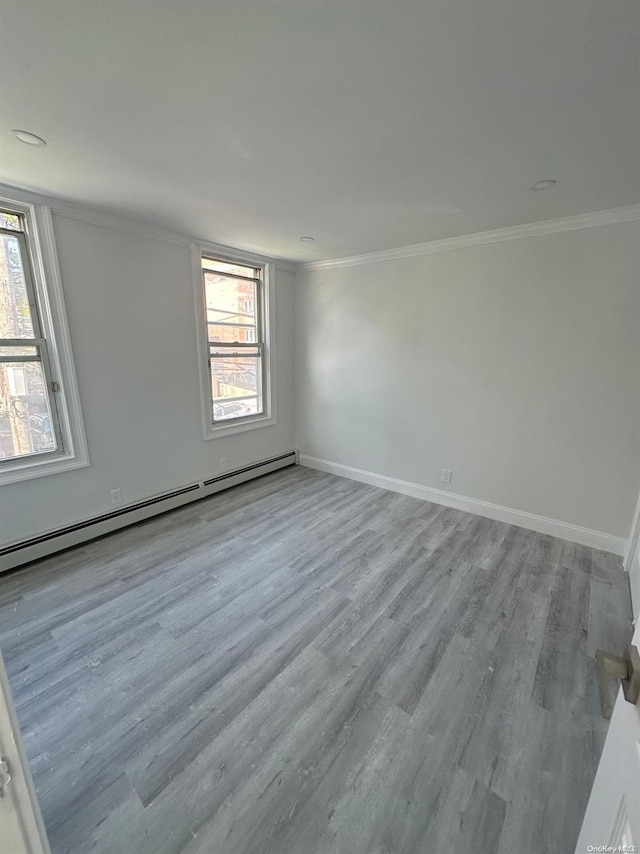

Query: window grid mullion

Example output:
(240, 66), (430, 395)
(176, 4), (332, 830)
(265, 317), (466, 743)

(0, 338), (43, 346)
(14, 231), (44, 340)
(209, 342), (263, 350)
(202, 267), (260, 284)
(0, 224), (25, 237)
(207, 321), (257, 329)
(0, 338), (43, 363)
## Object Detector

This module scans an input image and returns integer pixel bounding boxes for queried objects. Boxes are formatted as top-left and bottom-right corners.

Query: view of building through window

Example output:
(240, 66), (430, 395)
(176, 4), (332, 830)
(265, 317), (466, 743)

(0, 211), (57, 461)
(202, 258), (264, 422)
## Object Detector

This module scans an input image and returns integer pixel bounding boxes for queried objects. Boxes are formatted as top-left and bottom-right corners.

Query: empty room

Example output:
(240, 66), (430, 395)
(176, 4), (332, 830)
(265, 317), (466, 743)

(0, 1), (639, 853)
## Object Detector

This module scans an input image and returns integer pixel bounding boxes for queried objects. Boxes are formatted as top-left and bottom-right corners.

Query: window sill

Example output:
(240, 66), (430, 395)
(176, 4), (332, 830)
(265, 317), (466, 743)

(0, 452), (90, 486)
(205, 413), (277, 439)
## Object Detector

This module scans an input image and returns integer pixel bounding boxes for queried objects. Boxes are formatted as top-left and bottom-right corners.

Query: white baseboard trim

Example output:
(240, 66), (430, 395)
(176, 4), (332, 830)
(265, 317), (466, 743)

(300, 455), (627, 556)
(0, 452), (297, 574)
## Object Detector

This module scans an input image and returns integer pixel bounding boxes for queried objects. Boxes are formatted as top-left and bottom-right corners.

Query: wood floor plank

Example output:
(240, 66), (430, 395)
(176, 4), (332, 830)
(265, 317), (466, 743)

(0, 465), (632, 854)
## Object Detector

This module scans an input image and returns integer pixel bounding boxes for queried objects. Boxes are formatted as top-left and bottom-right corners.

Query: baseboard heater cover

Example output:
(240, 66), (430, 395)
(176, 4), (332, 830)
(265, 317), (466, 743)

(0, 451), (298, 573)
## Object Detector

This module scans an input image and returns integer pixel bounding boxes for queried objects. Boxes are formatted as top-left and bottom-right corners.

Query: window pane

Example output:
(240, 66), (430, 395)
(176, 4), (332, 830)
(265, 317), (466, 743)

(0, 212), (23, 231)
(211, 354), (262, 420)
(204, 273), (258, 344)
(0, 360), (57, 459)
(202, 258), (258, 278)
(0, 232), (35, 338)
(208, 323), (256, 344)
(0, 345), (38, 358)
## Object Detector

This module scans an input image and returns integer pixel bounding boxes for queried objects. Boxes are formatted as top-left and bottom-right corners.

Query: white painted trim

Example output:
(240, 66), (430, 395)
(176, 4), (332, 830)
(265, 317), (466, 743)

(0, 195), (90, 486)
(2, 183), (638, 276)
(628, 548), (640, 621)
(608, 797), (632, 848)
(0, 454), (90, 487)
(0, 182), (295, 272)
(190, 243), (277, 440)
(0, 651), (51, 854)
(624, 489), (640, 570)
(300, 455), (627, 556)
(298, 205), (640, 272)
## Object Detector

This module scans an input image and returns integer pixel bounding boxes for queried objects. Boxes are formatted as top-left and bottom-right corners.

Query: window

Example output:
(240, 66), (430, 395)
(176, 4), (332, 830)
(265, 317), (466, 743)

(195, 252), (274, 435)
(0, 210), (61, 462)
(0, 196), (88, 484)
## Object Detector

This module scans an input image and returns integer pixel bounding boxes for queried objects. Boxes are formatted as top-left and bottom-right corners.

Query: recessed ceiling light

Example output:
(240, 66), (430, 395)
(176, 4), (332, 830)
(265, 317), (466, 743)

(299, 236), (315, 243)
(12, 129), (47, 146)
(531, 179), (556, 191)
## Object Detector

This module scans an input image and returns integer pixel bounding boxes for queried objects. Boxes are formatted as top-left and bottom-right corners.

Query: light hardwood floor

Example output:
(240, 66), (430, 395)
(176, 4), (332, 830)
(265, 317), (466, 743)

(0, 465), (632, 854)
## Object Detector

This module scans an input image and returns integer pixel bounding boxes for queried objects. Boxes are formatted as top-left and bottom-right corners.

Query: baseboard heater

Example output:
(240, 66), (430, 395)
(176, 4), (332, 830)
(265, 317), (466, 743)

(0, 450), (298, 574)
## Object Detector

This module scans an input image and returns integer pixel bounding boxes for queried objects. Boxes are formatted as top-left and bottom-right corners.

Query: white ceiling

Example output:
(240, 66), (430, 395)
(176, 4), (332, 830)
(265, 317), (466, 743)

(1, 0), (638, 261)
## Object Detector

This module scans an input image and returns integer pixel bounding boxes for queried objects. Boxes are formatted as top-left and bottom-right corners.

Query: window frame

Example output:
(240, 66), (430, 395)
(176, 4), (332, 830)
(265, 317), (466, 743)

(0, 193), (89, 486)
(191, 242), (277, 439)
(0, 223), (64, 463)
(207, 260), (265, 423)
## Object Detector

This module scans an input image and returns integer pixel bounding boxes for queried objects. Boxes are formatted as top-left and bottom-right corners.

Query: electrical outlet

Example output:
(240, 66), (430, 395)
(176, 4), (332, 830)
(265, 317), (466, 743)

(110, 488), (123, 506)
(440, 468), (452, 484)
(219, 457), (228, 472)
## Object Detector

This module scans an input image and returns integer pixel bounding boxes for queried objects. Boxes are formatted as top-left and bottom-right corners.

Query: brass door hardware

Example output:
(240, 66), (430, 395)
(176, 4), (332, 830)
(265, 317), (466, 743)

(595, 644), (640, 720)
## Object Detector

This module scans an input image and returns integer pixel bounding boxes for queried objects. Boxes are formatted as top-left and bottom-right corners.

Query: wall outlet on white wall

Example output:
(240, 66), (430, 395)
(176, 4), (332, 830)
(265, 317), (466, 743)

(220, 457), (228, 472)
(440, 468), (452, 484)
(110, 488), (123, 506)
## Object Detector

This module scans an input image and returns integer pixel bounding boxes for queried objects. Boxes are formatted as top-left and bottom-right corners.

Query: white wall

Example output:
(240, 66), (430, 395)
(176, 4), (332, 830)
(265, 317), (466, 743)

(0, 214), (295, 545)
(295, 222), (640, 540)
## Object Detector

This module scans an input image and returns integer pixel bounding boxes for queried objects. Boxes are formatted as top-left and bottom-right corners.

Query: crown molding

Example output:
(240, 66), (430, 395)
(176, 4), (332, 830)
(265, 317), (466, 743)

(2, 181), (636, 276)
(298, 204), (640, 273)
(0, 181), (296, 273)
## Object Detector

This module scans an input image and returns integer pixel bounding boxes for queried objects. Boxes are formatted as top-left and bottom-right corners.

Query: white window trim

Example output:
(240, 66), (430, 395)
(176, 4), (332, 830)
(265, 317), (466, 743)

(0, 192), (89, 485)
(191, 242), (277, 439)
